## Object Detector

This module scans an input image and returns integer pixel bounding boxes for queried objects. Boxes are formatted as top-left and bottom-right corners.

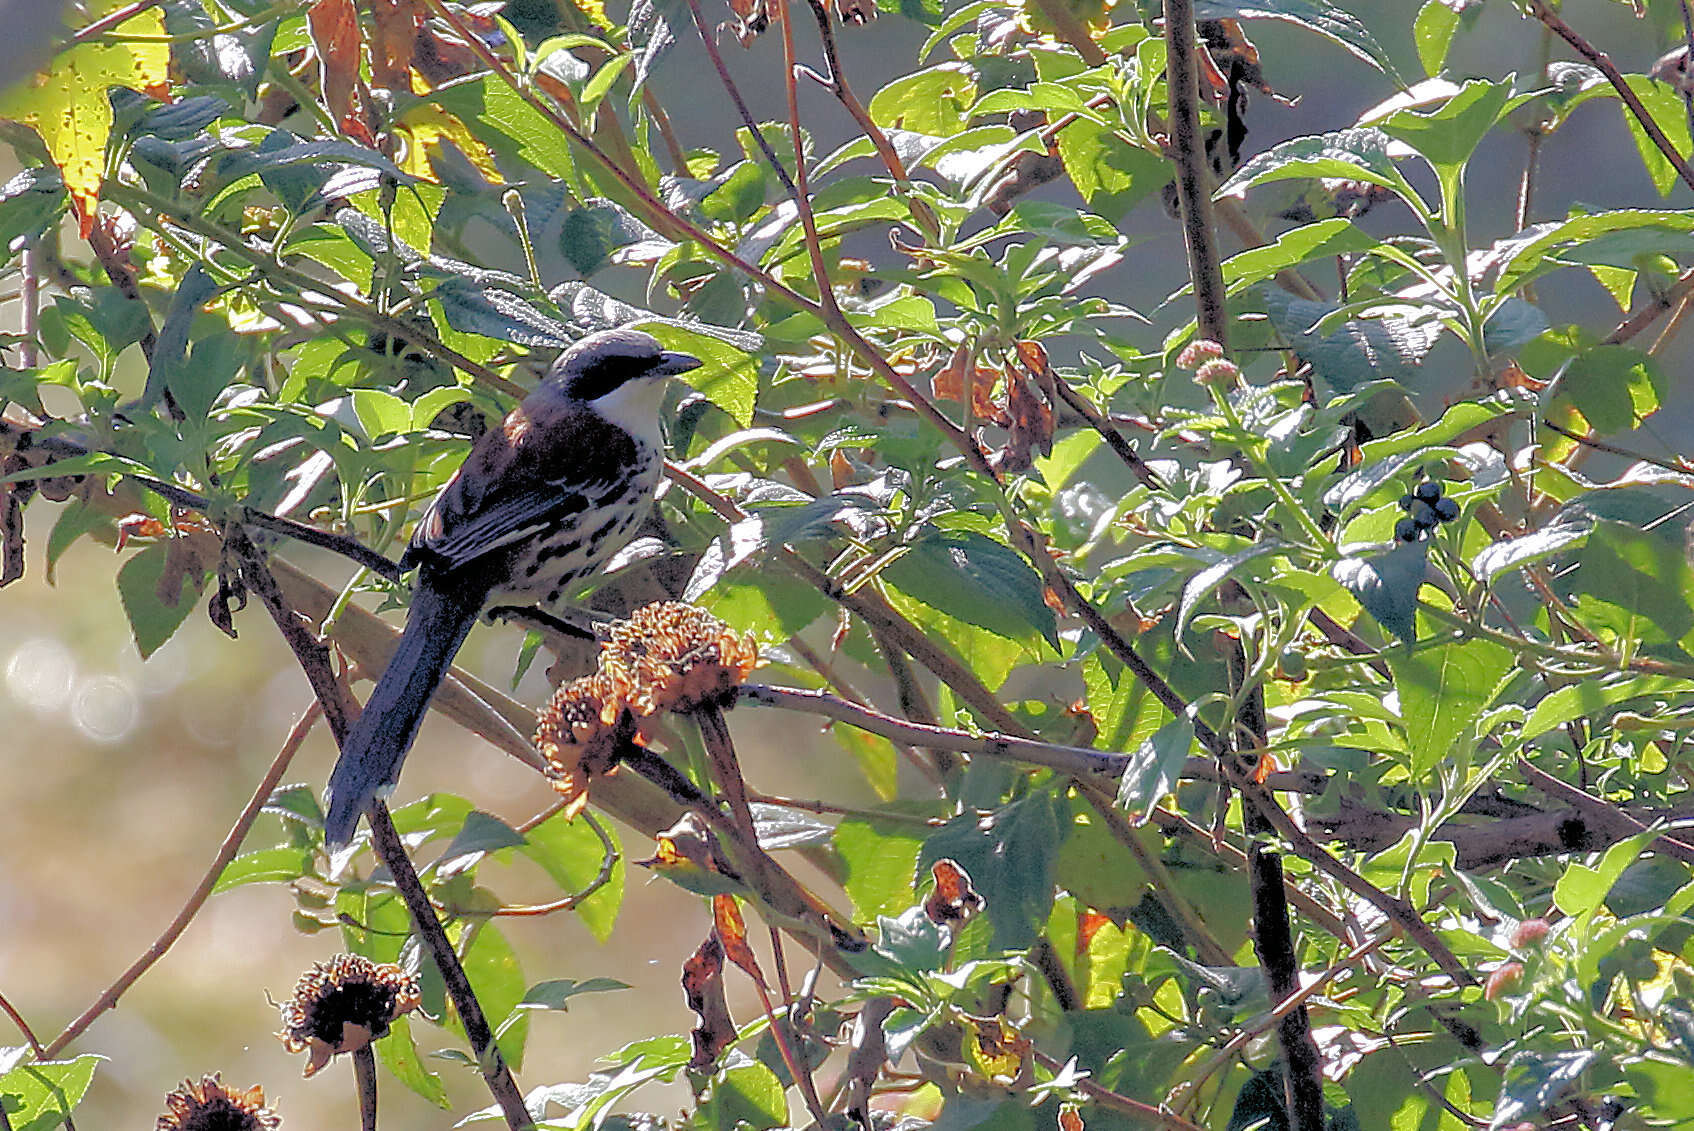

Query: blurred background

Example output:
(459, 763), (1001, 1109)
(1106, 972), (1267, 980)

(1, 0), (1690, 1124)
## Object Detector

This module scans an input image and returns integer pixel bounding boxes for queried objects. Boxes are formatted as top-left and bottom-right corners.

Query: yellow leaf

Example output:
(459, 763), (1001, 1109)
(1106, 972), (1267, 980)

(394, 102), (503, 185)
(0, 4), (170, 235)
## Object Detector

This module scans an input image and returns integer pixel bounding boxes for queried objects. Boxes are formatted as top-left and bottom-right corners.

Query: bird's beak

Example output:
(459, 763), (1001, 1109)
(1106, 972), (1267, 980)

(651, 350), (704, 377)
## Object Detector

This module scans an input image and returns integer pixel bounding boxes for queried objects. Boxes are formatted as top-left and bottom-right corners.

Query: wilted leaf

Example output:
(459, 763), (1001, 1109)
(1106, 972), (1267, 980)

(713, 894), (768, 990)
(683, 932), (736, 1070)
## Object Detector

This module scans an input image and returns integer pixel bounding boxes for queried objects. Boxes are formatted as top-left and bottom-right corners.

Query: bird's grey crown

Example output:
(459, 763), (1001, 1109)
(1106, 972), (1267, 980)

(551, 327), (701, 403)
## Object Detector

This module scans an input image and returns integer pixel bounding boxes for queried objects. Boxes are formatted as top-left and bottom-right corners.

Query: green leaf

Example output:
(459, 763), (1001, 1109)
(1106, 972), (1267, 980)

(1082, 652), (1167, 759)
(1553, 345), (1662, 434)
(1193, 0), (1395, 76)
(1054, 118), (1168, 221)
(1388, 637), (1511, 778)
(0, 1052), (102, 1130)
(426, 75), (576, 182)
(462, 923), (529, 1070)
(835, 815), (924, 922)
(883, 527), (1057, 650)
(1472, 519), (1591, 586)
(1377, 77), (1512, 178)
(213, 847), (313, 893)
(378, 1015), (453, 1109)
(868, 63), (976, 135)
(1175, 541), (1283, 642)
(440, 810), (527, 866)
(1218, 127), (1409, 200)
(1492, 1049), (1595, 1131)
(116, 543), (201, 660)
(518, 978), (630, 1011)
(520, 810), (625, 942)
(1413, 0), (1463, 76)
(1263, 289), (1442, 392)
(1332, 540), (1428, 641)
(1217, 217), (1379, 294)
(431, 276), (573, 348)
(920, 793), (1062, 947)
(1115, 717), (1194, 821)
(1617, 76), (1694, 198)
(1520, 674), (1688, 745)
(700, 1062), (788, 1131)
(638, 322), (758, 427)
(1569, 520), (1694, 654)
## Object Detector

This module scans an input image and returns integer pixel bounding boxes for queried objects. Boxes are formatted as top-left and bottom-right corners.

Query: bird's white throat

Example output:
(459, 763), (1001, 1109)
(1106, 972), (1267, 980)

(589, 376), (669, 451)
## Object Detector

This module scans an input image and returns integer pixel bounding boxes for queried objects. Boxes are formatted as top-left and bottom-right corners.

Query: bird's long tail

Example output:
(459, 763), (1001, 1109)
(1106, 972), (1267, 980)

(323, 577), (489, 847)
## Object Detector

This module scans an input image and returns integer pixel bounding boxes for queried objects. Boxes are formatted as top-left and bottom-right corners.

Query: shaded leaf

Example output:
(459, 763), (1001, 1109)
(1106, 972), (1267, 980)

(1332, 539), (1428, 641)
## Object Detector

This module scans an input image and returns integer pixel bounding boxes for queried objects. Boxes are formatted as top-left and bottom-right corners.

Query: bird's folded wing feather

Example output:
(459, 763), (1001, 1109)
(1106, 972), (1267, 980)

(404, 398), (638, 572)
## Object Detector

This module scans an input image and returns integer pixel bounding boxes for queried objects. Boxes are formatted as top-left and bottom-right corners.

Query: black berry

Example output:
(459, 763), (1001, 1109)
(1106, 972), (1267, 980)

(1414, 480), (1442, 503)
(1395, 517), (1421, 542)
(1409, 500), (1439, 529)
(1434, 496), (1459, 522)
(1398, 493), (1417, 512)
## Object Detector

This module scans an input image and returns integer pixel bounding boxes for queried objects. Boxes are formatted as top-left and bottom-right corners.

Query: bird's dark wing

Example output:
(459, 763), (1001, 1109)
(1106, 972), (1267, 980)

(402, 396), (638, 574)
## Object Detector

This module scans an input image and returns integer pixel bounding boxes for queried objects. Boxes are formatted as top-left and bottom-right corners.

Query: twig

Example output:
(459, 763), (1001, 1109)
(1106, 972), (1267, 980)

(1540, 420), (1689, 476)
(665, 464), (1029, 735)
(0, 989), (47, 1058)
(679, 0), (800, 200)
(1071, 780), (1234, 966)
(43, 702), (322, 1058)
(1222, 633), (1326, 1131)
(639, 89), (690, 174)
(1680, 0), (1694, 146)
(71, 0), (165, 40)
(18, 241), (37, 369)
(1180, 932), (1390, 1116)
(230, 528), (533, 1128)
(1163, 0), (1229, 348)
(799, 0), (912, 184)
(1048, 371), (1164, 489)
(353, 1044), (379, 1131)
(367, 804), (534, 1129)
(1028, 1048), (1205, 1131)
(1524, 0), (1694, 193)
(736, 683), (1320, 791)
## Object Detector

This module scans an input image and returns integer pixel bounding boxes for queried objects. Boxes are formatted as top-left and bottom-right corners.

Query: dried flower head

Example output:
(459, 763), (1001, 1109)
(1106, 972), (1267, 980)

(156, 1075), (281, 1131)
(534, 668), (636, 817)
(277, 954), (420, 1077)
(1176, 339), (1225, 370)
(600, 602), (760, 717)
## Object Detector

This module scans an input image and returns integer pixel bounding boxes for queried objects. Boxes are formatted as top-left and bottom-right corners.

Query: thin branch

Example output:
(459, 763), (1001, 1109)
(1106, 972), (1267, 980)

(1516, 758), (1694, 866)
(367, 805), (534, 1129)
(1605, 266), (1694, 344)
(679, 0), (801, 200)
(1524, 0), (1694, 193)
(43, 702), (322, 1058)
(71, 0), (165, 41)
(737, 682), (1328, 789)
(799, 0), (912, 184)
(229, 528), (533, 1129)
(0, 989), (47, 1057)
(1540, 420), (1689, 476)
(1163, 0), (1230, 347)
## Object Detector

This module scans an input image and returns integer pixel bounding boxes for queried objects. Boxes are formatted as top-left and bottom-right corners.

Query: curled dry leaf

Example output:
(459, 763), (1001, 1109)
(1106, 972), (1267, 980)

(683, 931), (736, 1070)
(923, 858), (984, 927)
(712, 893), (768, 989)
(637, 812), (744, 896)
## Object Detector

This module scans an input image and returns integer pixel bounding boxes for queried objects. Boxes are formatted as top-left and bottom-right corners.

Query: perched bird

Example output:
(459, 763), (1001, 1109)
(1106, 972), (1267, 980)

(323, 327), (703, 848)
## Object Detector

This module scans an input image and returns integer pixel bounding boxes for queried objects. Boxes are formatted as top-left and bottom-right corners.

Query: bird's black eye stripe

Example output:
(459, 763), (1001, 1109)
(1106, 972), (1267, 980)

(562, 351), (661, 401)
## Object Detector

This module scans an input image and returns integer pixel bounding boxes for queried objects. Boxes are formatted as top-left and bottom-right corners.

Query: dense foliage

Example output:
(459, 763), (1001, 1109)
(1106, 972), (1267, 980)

(3, 0), (1694, 1128)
